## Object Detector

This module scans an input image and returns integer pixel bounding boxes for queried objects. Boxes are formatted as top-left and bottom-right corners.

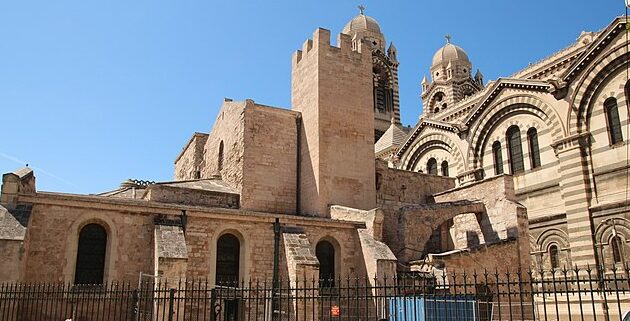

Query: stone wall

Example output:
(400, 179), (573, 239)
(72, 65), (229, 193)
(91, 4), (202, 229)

(200, 100), (299, 214)
(0, 205), (26, 282)
(431, 239), (525, 274)
(292, 29), (376, 217)
(434, 174), (520, 242)
(397, 200), (485, 264)
(174, 133), (209, 181)
(375, 160), (455, 248)
(9, 192), (373, 284)
(0, 240), (22, 282)
(17, 197), (156, 283)
(202, 100), (246, 190)
(241, 104), (299, 214)
(184, 211), (368, 282)
(433, 175), (531, 269)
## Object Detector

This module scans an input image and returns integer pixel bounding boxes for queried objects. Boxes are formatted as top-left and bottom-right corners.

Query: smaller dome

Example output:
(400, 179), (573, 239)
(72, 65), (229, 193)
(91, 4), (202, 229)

(431, 42), (470, 68)
(342, 14), (382, 35)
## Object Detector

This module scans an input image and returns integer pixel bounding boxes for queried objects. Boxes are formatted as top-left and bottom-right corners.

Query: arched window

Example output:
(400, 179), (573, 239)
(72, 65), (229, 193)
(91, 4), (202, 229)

(441, 161), (449, 177)
(216, 233), (240, 285)
(612, 236), (624, 264)
(604, 98), (623, 145)
(527, 128), (541, 169)
(218, 141), (224, 171)
(506, 126), (524, 174)
(549, 244), (559, 269)
(625, 80), (630, 110)
(492, 141), (503, 175)
(316, 241), (335, 287)
(427, 158), (438, 175)
(75, 224), (107, 284)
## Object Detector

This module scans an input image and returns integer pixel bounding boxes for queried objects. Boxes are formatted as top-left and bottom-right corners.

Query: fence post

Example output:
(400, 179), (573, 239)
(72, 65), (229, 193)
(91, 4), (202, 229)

(132, 289), (139, 321)
(168, 288), (176, 321)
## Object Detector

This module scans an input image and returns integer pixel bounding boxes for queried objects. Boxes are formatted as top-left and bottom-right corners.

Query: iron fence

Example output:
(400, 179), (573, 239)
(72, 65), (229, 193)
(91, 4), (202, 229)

(1, 265), (630, 321)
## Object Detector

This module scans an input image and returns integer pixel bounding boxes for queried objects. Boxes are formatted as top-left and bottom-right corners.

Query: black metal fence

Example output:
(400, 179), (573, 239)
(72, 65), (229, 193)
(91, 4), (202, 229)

(1, 265), (630, 321)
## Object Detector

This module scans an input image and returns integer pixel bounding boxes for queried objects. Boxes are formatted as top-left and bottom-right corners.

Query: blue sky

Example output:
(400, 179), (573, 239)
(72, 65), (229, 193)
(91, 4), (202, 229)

(0, 1), (625, 194)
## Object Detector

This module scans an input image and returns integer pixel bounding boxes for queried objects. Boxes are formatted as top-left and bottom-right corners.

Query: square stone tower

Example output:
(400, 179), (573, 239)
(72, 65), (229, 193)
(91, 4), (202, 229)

(291, 28), (376, 217)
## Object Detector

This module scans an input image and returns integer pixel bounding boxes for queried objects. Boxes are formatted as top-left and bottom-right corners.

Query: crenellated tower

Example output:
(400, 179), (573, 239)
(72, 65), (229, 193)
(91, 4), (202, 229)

(342, 7), (401, 141)
(421, 36), (484, 118)
(291, 28), (376, 218)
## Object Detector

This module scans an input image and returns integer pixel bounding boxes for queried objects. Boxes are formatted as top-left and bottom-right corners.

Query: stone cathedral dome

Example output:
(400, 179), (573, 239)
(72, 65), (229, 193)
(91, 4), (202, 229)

(342, 13), (382, 35)
(341, 7), (386, 51)
(431, 42), (470, 68)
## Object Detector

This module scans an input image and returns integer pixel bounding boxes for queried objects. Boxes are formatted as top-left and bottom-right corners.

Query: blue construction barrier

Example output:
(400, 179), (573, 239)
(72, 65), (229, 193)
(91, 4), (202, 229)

(388, 296), (478, 321)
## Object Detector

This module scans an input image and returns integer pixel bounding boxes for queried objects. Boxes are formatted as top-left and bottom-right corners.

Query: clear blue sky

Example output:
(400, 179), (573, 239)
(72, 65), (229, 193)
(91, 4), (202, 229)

(0, 0), (625, 194)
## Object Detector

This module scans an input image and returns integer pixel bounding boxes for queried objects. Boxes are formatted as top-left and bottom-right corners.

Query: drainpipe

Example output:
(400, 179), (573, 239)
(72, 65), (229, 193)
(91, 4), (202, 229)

(295, 114), (302, 215)
(272, 218), (281, 321)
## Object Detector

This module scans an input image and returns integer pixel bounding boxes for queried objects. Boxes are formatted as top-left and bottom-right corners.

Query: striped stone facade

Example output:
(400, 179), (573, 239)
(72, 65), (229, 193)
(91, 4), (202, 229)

(395, 17), (630, 269)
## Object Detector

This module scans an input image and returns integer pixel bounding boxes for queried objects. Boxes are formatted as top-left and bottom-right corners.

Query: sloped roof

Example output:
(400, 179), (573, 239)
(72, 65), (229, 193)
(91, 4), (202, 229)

(0, 205), (26, 241)
(98, 178), (237, 199)
(154, 179), (237, 194)
(375, 122), (408, 155)
(3, 167), (33, 179)
(97, 187), (147, 199)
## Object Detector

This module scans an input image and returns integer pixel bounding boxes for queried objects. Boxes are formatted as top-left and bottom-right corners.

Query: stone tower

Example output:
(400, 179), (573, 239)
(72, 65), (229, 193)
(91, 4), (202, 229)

(421, 37), (484, 118)
(291, 28), (376, 218)
(342, 8), (401, 141)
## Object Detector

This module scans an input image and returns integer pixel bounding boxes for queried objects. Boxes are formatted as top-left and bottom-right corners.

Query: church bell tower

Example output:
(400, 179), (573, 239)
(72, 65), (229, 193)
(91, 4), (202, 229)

(342, 7), (401, 141)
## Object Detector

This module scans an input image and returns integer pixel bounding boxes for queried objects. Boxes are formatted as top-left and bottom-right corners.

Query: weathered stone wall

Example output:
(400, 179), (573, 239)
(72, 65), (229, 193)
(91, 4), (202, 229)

(0, 240), (22, 282)
(433, 175), (531, 269)
(179, 209), (369, 282)
(434, 175), (520, 242)
(432, 239), (524, 274)
(375, 160), (455, 248)
(241, 104), (299, 214)
(330, 205), (382, 240)
(397, 200), (485, 264)
(200, 100), (299, 214)
(292, 29), (376, 217)
(154, 225), (187, 283)
(13, 192), (372, 285)
(283, 231), (319, 284)
(202, 100), (246, 190)
(20, 200), (155, 283)
(174, 133), (208, 181)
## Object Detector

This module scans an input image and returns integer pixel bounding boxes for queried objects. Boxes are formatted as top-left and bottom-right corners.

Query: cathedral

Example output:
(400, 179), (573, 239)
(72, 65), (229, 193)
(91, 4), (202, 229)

(0, 9), (628, 290)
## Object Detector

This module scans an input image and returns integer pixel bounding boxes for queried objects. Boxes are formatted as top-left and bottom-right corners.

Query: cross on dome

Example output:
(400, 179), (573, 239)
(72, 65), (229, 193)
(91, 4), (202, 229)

(358, 5), (366, 15)
(445, 34), (452, 44)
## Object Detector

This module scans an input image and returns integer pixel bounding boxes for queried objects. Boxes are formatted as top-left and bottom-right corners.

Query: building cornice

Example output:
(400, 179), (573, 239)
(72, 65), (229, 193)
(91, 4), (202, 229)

(395, 118), (460, 158)
(561, 17), (627, 83)
(462, 78), (551, 127)
(18, 192), (365, 229)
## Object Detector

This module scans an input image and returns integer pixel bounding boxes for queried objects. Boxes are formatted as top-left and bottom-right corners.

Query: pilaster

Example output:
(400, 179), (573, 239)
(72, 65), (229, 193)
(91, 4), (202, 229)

(552, 133), (597, 267)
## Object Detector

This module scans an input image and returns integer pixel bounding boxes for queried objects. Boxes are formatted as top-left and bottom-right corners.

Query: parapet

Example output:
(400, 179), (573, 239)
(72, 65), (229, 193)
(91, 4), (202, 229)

(292, 28), (371, 66)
